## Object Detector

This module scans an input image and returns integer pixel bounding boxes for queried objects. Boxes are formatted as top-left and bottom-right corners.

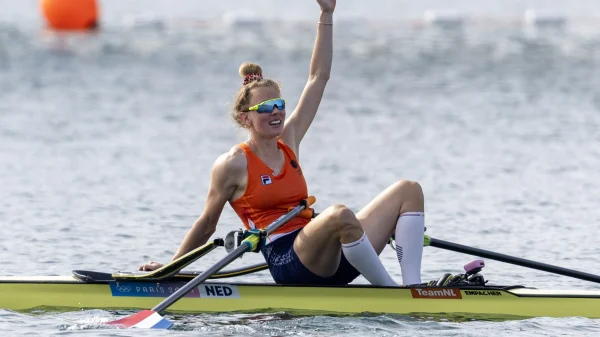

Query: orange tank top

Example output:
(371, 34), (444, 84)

(229, 139), (309, 243)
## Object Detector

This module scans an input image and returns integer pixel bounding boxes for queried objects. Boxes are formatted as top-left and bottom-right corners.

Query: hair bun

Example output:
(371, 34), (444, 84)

(239, 62), (263, 85)
(239, 62), (263, 77)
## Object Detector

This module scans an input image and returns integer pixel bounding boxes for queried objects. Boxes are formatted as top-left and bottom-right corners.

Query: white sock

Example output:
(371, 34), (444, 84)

(342, 232), (398, 287)
(395, 212), (425, 285)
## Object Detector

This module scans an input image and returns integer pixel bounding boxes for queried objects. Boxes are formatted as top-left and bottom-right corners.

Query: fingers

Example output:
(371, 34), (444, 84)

(138, 262), (155, 272)
(137, 261), (167, 272)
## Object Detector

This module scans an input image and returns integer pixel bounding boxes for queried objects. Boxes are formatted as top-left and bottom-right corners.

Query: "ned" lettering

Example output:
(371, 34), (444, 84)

(204, 285), (233, 297)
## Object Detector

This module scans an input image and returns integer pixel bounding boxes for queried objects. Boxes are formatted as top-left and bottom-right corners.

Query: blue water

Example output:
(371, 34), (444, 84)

(2, 0), (600, 335)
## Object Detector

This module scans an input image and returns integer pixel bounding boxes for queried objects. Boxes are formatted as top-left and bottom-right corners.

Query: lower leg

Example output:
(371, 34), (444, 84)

(336, 206), (398, 287)
(342, 232), (398, 287)
(353, 180), (426, 285)
(395, 212), (424, 285)
(394, 181), (425, 285)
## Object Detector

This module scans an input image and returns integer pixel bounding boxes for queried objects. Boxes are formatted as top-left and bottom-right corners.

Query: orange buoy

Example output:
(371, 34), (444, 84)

(40, 0), (99, 31)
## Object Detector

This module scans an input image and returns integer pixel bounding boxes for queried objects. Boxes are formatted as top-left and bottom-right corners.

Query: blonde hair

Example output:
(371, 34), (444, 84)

(232, 62), (281, 128)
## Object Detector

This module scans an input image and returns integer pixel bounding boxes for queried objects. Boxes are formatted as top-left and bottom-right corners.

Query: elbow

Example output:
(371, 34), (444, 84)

(201, 219), (217, 237)
(193, 216), (217, 237)
(204, 224), (217, 237)
(309, 73), (330, 83)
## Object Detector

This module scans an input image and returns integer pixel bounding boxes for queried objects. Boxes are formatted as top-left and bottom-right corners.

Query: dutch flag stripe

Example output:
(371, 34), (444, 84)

(108, 310), (173, 329)
(131, 312), (172, 329)
(148, 317), (174, 329)
(131, 312), (163, 328)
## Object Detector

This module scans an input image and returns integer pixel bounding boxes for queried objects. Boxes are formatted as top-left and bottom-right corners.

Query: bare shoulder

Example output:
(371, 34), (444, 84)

(278, 137), (300, 161)
(212, 145), (247, 176)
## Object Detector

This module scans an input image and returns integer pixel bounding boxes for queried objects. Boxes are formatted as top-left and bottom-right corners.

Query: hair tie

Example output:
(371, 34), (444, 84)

(243, 73), (263, 85)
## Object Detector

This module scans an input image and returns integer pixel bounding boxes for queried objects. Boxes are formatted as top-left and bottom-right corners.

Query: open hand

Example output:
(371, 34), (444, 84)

(138, 261), (164, 271)
(317, 0), (336, 13)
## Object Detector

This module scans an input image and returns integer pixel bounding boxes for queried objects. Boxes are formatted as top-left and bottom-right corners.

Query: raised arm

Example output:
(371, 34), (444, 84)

(281, 0), (336, 154)
(139, 150), (244, 271)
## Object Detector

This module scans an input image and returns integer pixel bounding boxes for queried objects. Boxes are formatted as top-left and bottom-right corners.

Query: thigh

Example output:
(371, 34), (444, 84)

(293, 206), (344, 278)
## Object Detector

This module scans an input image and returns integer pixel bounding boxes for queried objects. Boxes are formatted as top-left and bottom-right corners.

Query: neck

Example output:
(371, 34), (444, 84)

(248, 136), (279, 157)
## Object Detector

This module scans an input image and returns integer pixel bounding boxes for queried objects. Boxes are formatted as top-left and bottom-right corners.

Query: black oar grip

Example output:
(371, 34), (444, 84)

(301, 196), (316, 208)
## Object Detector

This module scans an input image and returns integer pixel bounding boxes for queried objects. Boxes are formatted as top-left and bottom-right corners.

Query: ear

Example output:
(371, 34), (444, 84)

(239, 111), (251, 127)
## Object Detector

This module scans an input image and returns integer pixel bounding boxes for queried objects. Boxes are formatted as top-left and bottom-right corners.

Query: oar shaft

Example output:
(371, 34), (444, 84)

(152, 243), (248, 313)
(429, 237), (600, 284)
(151, 200), (312, 314)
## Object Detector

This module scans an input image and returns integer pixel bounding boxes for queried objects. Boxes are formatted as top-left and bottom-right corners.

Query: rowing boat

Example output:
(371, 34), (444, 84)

(3, 213), (600, 324)
(1, 269), (599, 320)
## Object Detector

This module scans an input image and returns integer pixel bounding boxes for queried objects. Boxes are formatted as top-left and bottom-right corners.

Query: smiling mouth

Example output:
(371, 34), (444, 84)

(269, 120), (281, 125)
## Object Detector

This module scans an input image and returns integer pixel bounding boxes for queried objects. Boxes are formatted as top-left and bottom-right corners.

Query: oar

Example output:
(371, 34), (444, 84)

(107, 196), (316, 329)
(112, 241), (219, 281)
(425, 235), (600, 284)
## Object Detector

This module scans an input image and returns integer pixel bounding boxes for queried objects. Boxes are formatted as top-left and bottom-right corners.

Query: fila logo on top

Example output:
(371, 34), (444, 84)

(261, 175), (272, 185)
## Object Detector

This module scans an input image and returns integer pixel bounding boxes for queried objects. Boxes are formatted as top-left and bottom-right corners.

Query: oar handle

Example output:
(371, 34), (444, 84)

(304, 196), (316, 207)
(264, 197), (314, 234)
(151, 197), (315, 314)
(287, 196), (317, 219)
(427, 236), (600, 284)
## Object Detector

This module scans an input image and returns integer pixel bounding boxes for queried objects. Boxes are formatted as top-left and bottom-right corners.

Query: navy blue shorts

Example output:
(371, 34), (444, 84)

(261, 229), (361, 286)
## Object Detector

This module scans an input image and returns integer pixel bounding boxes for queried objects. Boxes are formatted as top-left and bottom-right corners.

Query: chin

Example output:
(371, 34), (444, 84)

(259, 125), (284, 138)
(266, 130), (283, 139)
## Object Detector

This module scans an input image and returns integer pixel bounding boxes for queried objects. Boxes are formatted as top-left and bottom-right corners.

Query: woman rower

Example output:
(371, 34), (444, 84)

(139, 0), (425, 287)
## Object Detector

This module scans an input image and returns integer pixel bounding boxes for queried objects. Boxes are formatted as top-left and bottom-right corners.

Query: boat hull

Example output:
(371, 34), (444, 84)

(1, 276), (600, 320)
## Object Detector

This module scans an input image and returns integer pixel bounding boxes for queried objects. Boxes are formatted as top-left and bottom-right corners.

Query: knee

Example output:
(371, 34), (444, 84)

(394, 180), (424, 200)
(328, 204), (358, 225)
(324, 204), (362, 235)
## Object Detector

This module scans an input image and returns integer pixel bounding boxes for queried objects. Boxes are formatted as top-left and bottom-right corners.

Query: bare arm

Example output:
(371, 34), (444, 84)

(281, 1), (336, 154)
(172, 152), (242, 259)
(139, 150), (244, 271)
